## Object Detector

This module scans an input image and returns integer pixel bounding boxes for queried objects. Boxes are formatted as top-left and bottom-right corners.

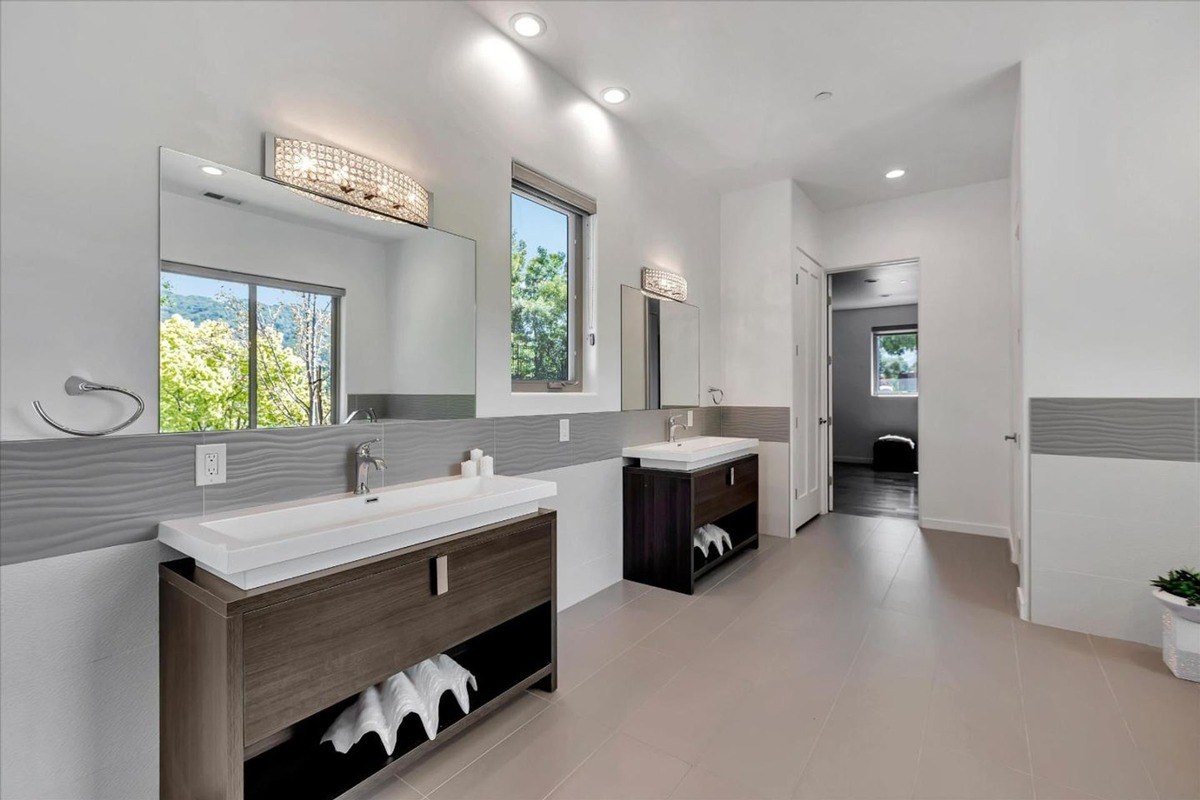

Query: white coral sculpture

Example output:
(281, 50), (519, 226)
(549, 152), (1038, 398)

(321, 654), (477, 754)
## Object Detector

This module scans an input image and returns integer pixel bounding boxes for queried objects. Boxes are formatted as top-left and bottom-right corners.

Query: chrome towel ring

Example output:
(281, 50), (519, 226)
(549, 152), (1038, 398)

(707, 386), (725, 405)
(32, 375), (145, 437)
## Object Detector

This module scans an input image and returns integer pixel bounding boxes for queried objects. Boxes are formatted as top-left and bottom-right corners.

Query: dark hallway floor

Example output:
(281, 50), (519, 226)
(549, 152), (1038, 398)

(832, 462), (918, 519)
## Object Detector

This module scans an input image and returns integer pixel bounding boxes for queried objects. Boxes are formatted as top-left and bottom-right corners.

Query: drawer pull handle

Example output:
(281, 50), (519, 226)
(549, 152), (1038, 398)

(431, 555), (449, 596)
(728, 467), (735, 486)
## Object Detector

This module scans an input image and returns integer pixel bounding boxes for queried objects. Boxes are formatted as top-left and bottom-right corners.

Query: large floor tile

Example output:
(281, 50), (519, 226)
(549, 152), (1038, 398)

(547, 733), (689, 800)
(912, 743), (1034, 800)
(557, 645), (682, 730)
(428, 705), (610, 800)
(398, 691), (549, 795)
(669, 766), (772, 799)
(1014, 622), (1158, 800)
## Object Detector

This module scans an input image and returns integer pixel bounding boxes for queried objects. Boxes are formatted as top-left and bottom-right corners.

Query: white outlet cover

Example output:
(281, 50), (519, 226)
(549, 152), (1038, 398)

(559, 419), (570, 443)
(686, 410), (693, 426)
(195, 443), (227, 486)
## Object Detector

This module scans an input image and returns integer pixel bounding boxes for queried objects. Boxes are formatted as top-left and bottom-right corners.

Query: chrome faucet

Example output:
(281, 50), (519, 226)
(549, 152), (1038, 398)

(668, 413), (689, 443)
(354, 438), (386, 494)
(344, 407), (378, 423)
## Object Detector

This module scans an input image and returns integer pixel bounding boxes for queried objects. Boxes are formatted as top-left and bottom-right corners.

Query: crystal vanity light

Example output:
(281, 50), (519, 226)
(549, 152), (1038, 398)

(266, 135), (431, 227)
(641, 266), (687, 302)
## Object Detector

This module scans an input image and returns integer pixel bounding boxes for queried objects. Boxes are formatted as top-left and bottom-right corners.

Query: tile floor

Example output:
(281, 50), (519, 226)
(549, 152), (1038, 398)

(344, 514), (1199, 800)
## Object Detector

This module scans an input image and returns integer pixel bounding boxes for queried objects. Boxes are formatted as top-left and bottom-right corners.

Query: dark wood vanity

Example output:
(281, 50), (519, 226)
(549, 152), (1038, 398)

(160, 510), (556, 800)
(623, 454), (759, 594)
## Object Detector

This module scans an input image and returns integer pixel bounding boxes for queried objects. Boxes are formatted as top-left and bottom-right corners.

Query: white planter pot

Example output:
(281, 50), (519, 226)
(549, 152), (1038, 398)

(1153, 589), (1200, 682)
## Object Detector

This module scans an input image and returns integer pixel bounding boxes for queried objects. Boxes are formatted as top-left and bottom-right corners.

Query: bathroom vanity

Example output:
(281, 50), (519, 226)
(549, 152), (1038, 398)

(159, 509), (556, 800)
(622, 438), (759, 594)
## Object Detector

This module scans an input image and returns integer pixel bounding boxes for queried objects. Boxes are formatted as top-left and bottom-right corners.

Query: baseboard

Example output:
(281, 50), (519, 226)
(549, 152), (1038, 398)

(832, 456), (872, 465)
(919, 516), (1010, 539)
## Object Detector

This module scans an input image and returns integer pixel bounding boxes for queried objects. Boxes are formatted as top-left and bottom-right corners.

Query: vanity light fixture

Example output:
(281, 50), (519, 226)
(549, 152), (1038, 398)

(266, 135), (430, 227)
(641, 267), (687, 302)
(510, 12), (546, 37)
(601, 87), (630, 104)
(199, 165), (224, 176)
(885, 168), (906, 179)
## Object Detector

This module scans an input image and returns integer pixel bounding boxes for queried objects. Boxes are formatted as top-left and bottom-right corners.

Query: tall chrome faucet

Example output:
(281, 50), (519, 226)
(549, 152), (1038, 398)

(668, 413), (689, 443)
(354, 438), (387, 494)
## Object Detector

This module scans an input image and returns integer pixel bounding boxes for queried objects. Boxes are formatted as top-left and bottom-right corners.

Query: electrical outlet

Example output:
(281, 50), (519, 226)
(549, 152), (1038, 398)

(559, 418), (570, 443)
(686, 410), (693, 427)
(195, 443), (227, 486)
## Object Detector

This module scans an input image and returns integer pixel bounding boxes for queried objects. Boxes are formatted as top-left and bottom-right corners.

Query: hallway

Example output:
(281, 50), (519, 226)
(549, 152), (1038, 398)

(832, 463), (919, 520)
(351, 514), (1198, 800)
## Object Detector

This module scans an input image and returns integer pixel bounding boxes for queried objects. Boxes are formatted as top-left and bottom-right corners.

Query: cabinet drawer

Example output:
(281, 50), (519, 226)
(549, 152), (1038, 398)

(241, 520), (552, 745)
(692, 456), (758, 525)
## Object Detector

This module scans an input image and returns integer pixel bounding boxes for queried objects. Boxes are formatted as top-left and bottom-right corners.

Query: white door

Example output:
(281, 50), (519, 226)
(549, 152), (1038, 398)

(792, 253), (822, 528)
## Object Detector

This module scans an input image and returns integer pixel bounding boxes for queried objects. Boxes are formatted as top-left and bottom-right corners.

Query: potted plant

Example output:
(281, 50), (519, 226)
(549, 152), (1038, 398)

(1151, 569), (1200, 681)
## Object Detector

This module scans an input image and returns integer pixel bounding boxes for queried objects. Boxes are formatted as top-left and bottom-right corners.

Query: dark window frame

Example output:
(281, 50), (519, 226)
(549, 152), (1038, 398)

(870, 325), (918, 398)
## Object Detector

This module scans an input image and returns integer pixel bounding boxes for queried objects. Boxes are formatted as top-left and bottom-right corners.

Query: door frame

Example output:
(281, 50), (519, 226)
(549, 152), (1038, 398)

(791, 247), (829, 533)
(821, 257), (921, 520)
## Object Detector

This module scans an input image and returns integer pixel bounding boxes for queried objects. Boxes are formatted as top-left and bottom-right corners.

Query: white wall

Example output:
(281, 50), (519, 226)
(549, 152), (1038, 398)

(831, 304), (919, 463)
(719, 180), (822, 537)
(385, 235), (476, 395)
(822, 180), (1013, 538)
(0, 3), (724, 796)
(0, 0), (722, 440)
(1020, 7), (1200, 645)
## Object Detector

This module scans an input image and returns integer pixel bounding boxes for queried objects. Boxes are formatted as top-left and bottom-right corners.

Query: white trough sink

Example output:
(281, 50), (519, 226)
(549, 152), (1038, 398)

(622, 436), (759, 472)
(159, 474), (557, 589)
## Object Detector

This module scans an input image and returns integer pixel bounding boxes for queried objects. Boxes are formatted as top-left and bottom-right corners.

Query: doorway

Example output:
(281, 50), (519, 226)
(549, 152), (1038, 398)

(826, 260), (919, 520)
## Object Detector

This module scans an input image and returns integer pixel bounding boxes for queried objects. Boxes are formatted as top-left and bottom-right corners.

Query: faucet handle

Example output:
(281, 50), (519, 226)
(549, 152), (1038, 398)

(355, 438), (381, 456)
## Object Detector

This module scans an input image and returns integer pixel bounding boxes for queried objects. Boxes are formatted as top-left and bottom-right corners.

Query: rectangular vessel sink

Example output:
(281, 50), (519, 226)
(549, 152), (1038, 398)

(622, 436), (759, 471)
(159, 474), (557, 589)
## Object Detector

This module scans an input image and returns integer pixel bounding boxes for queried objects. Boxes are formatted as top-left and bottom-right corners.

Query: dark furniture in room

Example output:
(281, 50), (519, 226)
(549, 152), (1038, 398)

(872, 435), (918, 472)
(623, 454), (759, 595)
(159, 510), (556, 800)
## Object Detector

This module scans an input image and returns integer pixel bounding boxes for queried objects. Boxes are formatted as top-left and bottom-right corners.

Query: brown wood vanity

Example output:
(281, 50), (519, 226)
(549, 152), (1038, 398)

(623, 454), (759, 594)
(160, 509), (557, 800)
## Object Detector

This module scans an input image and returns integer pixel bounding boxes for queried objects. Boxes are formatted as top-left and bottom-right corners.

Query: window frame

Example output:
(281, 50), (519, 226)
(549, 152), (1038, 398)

(510, 162), (594, 394)
(159, 260), (344, 430)
(870, 325), (918, 398)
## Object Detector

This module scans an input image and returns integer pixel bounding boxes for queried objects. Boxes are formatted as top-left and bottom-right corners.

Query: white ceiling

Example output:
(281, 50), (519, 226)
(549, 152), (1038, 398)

(469, 1), (1155, 209)
(831, 261), (919, 311)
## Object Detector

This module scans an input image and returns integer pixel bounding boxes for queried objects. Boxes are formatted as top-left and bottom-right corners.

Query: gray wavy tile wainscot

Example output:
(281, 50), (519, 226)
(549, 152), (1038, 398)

(720, 406), (790, 443)
(569, 412), (623, 465)
(494, 415), (576, 475)
(381, 418), (496, 484)
(619, 409), (675, 446)
(200, 424), (385, 514)
(1029, 398), (1197, 462)
(0, 433), (202, 566)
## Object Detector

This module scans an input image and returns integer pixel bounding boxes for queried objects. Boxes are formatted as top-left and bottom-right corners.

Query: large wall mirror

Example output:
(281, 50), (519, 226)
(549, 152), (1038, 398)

(159, 148), (475, 432)
(620, 285), (699, 410)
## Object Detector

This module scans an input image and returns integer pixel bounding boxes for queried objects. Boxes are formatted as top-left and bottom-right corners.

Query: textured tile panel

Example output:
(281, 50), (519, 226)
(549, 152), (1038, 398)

(381, 418), (495, 484)
(0, 434), (202, 566)
(200, 424), (384, 514)
(494, 414), (575, 475)
(720, 405), (790, 443)
(1029, 398), (1197, 462)
(569, 411), (622, 465)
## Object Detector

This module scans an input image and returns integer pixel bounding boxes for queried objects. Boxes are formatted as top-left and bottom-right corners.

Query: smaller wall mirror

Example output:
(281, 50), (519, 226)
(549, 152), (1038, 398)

(159, 148), (476, 432)
(620, 285), (700, 410)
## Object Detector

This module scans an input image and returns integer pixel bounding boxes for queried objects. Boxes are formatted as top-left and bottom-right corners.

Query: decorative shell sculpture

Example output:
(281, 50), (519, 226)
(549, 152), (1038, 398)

(693, 524), (734, 557)
(321, 654), (477, 755)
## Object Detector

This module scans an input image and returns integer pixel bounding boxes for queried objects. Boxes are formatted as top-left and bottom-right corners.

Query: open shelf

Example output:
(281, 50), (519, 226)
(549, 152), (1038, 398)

(691, 503), (758, 579)
(244, 602), (551, 800)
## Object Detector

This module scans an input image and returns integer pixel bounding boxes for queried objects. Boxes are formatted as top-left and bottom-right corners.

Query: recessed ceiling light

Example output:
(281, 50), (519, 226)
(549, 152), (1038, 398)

(601, 87), (629, 104)
(510, 12), (546, 38)
(814, 91), (833, 101)
(885, 168), (906, 179)
(199, 165), (224, 176)
(864, 278), (878, 283)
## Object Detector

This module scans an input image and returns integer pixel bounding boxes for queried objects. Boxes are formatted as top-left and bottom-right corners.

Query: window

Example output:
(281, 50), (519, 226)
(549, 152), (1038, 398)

(510, 163), (594, 392)
(872, 327), (918, 396)
(159, 262), (342, 432)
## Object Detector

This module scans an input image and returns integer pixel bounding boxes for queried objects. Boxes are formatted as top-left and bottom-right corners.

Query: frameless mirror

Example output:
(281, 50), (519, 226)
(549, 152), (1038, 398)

(159, 149), (475, 432)
(620, 285), (700, 410)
